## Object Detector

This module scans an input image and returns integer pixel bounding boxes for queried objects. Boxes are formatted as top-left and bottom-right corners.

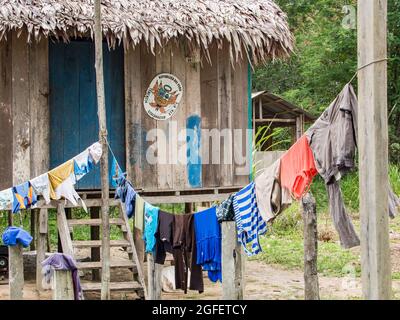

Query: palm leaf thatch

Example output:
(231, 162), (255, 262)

(0, 0), (294, 64)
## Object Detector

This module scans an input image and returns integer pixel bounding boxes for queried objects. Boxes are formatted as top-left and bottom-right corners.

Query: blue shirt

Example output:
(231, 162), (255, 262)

(143, 202), (159, 253)
(2, 226), (33, 248)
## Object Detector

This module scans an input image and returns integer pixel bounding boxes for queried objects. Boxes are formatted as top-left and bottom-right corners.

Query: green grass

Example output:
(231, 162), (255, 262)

(252, 203), (361, 277)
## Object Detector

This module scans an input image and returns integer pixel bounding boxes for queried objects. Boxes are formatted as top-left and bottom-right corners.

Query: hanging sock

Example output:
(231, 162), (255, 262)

(12, 181), (38, 214)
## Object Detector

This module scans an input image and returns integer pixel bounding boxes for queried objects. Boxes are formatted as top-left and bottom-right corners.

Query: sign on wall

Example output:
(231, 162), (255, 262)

(143, 73), (183, 121)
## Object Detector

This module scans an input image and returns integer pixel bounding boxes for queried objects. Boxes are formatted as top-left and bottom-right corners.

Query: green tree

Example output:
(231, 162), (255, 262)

(254, 0), (400, 162)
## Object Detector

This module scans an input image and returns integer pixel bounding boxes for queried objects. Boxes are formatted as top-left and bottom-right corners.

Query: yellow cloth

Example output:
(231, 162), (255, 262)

(48, 160), (74, 199)
(134, 195), (145, 231)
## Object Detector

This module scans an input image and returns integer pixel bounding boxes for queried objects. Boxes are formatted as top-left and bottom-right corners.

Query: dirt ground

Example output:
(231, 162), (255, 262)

(2, 246), (400, 300)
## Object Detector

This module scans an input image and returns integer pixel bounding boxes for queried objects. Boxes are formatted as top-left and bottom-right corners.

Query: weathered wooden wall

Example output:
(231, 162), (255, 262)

(1, 34), (249, 194)
(125, 42), (250, 192)
(0, 31), (49, 189)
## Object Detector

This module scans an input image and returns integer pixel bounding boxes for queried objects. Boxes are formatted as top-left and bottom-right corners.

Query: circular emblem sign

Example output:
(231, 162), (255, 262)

(143, 73), (183, 121)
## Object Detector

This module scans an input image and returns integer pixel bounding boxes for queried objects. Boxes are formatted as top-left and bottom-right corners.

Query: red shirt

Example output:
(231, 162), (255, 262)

(280, 135), (317, 199)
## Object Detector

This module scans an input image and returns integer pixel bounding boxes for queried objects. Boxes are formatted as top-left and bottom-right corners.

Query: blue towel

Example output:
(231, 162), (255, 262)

(233, 182), (267, 256)
(143, 202), (159, 253)
(2, 226), (33, 248)
(194, 207), (222, 283)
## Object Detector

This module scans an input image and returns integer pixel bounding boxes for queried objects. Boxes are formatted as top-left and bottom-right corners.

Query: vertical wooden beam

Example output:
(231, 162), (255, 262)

(11, 31), (30, 185)
(53, 270), (74, 300)
(358, 0), (391, 300)
(30, 212), (36, 251)
(9, 244), (24, 300)
(36, 208), (48, 291)
(296, 115), (304, 141)
(147, 254), (162, 300)
(302, 193), (320, 300)
(90, 207), (101, 281)
(94, 0), (110, 300)
(222, 221), (244, 300)
(0, 34), (13, 191)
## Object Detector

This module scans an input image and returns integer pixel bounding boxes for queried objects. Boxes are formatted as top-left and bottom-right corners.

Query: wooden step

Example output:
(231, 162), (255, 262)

(76, 260), (137, 271)
(81, 281), (142, 292)
(72, 240), (130, 248)
(67, 218), (127, 231)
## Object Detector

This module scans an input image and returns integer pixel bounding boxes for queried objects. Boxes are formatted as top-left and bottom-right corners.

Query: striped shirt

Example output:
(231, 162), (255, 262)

(233, 182), (267, 256)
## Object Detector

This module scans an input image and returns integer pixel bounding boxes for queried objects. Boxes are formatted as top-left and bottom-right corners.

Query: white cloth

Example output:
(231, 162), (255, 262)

(73, 148), (91, 181)
(0, 188), (13, 210)
(88, 142), (102, 164)
(30, 173), (51, 204)
(55, 174), (87, 212)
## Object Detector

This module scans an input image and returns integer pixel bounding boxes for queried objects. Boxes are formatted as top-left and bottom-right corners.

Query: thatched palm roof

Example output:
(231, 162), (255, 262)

(0, 0), (294, 64)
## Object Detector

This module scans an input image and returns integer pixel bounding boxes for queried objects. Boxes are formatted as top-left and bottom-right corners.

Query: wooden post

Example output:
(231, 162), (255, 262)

(147, 254), (162, 300)
(296, 115), (304, 140)
(53, 270), (74, 300)
(30, 211), (35, 251)
(94, 0), (111, 300)
(222, 221), (244, 300)
(358, 0), (391, 300)
(9, 244), (24, 300)
(36, 208), (48, 291)
(8, 211), (12, 226)
(302, 193), (320, 300)
(90, 207), (101, 281)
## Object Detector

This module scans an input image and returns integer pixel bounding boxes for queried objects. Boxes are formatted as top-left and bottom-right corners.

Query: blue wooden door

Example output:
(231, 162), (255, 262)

(49, 40), (125, 190)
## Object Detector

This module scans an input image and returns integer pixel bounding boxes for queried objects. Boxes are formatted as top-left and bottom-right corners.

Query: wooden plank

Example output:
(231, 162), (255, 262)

(125, 44), (143, 188)
(53, 270), (74, 300)
(147, 253), (162, 300)
(171, 43), (187, 190)
(185, 47), (202, 189)
(36, 208), (47, 291)
(142, 193), (238, 204)
(218, 45), (234, 187)
(29, 37), (50, 178)
(8, 244), (24, 300)
(81, 281), (142, 292)
(0, 34), (13, 190)
(68, 218), (125, 227)
(77, 260), (136, 270)
(156, 44), (174, 190)
(232, 58), (250, 186)
(358, 0), (391, 300)
(302, 193), (320, 300)
(11, 31), (30, 185)
(200, 43), (219, 188)
(72, 240), (130, 248)
(119, 202), (147, 298)
(140, 42), (158, 190)
(56, 204), (74, 256)
(90, 207), (101, 281)
(221, 221), (244, 300)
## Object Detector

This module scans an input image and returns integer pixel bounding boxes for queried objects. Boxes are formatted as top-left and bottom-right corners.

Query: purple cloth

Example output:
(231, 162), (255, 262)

(42, 253), (83, 300)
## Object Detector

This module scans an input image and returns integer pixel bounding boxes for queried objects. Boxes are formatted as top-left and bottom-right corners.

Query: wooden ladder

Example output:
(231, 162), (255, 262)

(56, 201), (147, 299)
